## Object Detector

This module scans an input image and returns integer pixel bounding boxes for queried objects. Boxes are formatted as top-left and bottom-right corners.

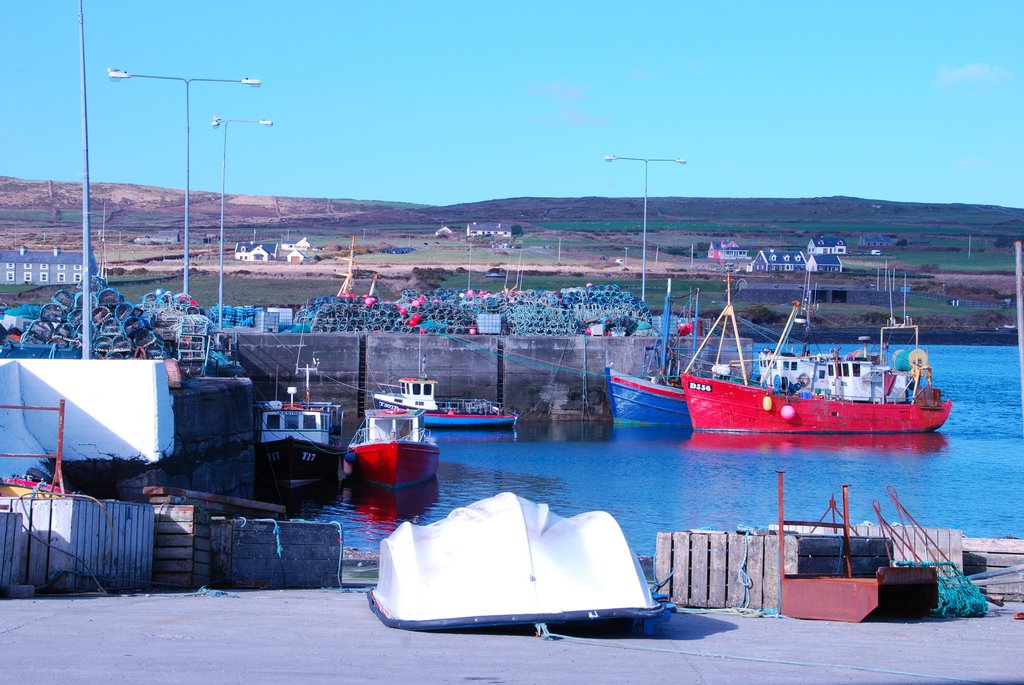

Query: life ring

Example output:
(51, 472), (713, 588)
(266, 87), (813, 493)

(282, 403), (304, 410)
(796, 373), (810, 388)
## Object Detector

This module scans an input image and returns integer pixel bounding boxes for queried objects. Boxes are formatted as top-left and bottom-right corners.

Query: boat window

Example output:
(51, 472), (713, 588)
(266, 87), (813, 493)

(424, 384), (433, 397)
(265, 414), (281, 430)
(818, 369), (825, 380)
(852, 364), (861, 377)
(412, 383), (421, 395)
(303, 414), (318, 430)
(284, 414), (299, 430)
(827, 364), (834, 376)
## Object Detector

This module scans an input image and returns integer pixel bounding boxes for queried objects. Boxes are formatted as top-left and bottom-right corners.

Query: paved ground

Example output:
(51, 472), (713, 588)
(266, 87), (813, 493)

(1, 589), (1020, 684)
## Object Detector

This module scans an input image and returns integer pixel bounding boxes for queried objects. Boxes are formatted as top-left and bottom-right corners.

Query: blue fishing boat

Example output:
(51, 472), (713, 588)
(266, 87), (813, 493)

(605, 279), (695, 426)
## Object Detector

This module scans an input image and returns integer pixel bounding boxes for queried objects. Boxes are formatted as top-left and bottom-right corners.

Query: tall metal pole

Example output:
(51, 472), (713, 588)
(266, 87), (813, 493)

(1015, 240), (1023, 439)
(78, 0), (92, 359)
(218, 120), (229, 328)
(642, 159), (649, 301)
(106, 69), (261, 295)
(183, 80), (192, 295)
(213, 118), (272, 329)
(605, 155), (685, 303)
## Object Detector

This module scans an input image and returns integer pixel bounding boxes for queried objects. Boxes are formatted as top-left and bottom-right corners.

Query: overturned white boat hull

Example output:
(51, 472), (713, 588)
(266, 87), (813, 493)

(369, 492), (665, 630)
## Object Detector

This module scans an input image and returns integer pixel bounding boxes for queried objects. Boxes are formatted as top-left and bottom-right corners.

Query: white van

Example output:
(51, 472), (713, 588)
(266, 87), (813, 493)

(871, 249), (882, 255)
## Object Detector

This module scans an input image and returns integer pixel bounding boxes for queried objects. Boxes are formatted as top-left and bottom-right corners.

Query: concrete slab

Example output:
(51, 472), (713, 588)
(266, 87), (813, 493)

(0, 590), (1019, 684)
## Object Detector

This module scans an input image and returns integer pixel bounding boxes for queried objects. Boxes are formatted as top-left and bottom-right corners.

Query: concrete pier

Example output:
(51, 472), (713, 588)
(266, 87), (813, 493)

(1, 589), (1019, 684)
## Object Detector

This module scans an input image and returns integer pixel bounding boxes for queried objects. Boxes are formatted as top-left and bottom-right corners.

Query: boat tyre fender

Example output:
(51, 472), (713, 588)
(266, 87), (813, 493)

(796, 372), (810, 388)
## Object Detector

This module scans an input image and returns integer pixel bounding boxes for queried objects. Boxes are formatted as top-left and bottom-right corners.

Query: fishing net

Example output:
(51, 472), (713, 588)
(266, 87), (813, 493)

(896, 560), (987, 618)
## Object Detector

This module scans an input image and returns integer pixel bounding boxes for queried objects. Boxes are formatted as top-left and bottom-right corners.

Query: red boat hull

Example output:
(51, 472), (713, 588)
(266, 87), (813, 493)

(350, 440), (440, 489)
(680, 374), (952, 433)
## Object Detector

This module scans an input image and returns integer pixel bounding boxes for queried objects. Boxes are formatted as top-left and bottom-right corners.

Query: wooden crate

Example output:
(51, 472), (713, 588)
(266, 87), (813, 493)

(1, 510), (27, 587)
(152, 505), (212, 589)
(779, 524), (964, 569)
(963, 537), (1024, 601)
(655, 530), (797, 611)
(0, 497), (153, 592)
(211, 518), (343, 589)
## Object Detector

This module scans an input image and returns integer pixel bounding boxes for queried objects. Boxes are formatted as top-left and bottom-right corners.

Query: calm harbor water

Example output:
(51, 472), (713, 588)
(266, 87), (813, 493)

(298, 344), (1023, 556)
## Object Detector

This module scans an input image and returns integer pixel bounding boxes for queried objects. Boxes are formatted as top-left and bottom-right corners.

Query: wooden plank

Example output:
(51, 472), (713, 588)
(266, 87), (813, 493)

(154, 558), (196, 574)
(949, 530), (963, 570)
(689, 532), (709, 608)
(154, 546), (194, 560)
(0, 512), (20, 586)
(763, 533), (781, 612)
(654, 532), (672, 596)
(971, 553), (1024, 568)
(152, 572), (200, 588)
(144, 486), (285, 515)
(155, 520), (206, 535)
(670, 532), (689, 607)
(963, 538), (1024, 554)
(708, 533), (728, 608)
(232, 543), (342, 562)
(153, 507), (211, 525)
(746, 534), (765, 609)
(725, 533), (743, 609)
(155, 533), (197, 548)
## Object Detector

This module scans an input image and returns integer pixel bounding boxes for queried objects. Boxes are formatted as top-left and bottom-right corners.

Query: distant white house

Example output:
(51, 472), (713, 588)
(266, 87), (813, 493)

(234, 242), (279, 262)
(466, 222), (512, 239)
(807, 236), (847, 256)
(280, 237), (311, 252)
(806, 253), (843, 273)
(749, 249), (806, 273)
(1, 246), (93, 285)
(284, 249), (308, 264)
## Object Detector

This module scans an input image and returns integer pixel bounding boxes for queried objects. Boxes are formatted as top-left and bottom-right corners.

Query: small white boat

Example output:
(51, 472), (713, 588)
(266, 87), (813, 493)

(373, 377), (517, 429)
(369, 492), (666, 631)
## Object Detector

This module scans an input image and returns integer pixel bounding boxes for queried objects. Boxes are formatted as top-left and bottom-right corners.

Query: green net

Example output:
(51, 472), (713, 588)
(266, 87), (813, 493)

(896, 561), (988, 618)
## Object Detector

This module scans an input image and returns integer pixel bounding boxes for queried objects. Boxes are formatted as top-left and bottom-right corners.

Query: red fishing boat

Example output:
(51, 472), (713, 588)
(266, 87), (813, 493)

(346, 408), (439, 489)
(680, 283), (952, 434)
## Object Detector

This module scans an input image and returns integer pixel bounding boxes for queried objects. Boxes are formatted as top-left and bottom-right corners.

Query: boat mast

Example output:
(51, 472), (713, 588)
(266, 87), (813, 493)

(658, 278), (672, 376)
(682, 274), (750, 384)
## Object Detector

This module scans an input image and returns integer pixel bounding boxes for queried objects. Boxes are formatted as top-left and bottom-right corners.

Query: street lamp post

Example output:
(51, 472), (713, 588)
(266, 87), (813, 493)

(605, 155), (686, 302)
(212, 117), (273, 328)
(107, 68), (261, 295)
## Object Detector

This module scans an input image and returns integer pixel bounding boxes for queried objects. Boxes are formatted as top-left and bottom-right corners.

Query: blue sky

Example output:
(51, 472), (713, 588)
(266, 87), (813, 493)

(2, 2), (1021, 208)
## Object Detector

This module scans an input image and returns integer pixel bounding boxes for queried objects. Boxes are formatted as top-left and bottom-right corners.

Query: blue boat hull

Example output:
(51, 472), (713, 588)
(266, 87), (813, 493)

(606, 367), (691, 426)
(423, 414), (519, 429)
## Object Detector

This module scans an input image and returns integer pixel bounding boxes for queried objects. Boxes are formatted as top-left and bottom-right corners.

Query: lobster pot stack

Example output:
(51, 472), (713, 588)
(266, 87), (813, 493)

(292, 283), (653, 337)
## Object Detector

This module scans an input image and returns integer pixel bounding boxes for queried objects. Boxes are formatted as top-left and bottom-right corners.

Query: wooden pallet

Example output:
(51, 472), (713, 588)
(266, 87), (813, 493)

(655, 530), (798, 611)
(963, 537), (1024, 601)
(152, 505), (212, 589)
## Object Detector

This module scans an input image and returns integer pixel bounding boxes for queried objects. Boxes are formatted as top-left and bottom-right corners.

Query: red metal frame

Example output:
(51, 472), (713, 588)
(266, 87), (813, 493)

(0, 398), (66, 492)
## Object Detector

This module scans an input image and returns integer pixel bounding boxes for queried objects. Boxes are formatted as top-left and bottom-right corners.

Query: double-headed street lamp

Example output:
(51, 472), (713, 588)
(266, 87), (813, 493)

(211, 117), (273, 328)
(107, 68), (261, 295)
(605, 155), (686, 302)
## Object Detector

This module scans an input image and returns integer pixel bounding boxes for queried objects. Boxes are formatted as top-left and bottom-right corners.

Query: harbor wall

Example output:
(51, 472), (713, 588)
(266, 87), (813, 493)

(231, 332), (674, 421)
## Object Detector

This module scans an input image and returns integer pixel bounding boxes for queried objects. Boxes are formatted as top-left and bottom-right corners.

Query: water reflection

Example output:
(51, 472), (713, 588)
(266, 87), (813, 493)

(304, 478), (440, 544)
(682, 431), (949, 456)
